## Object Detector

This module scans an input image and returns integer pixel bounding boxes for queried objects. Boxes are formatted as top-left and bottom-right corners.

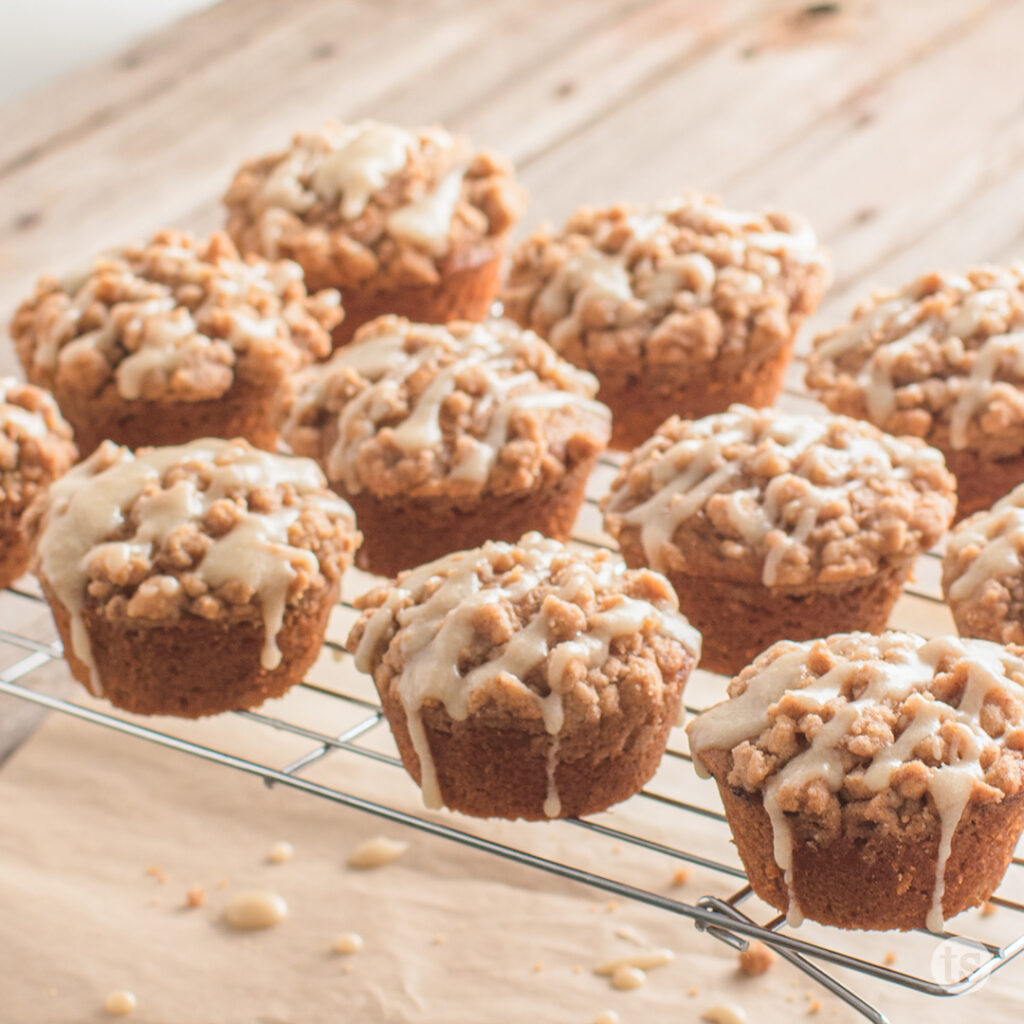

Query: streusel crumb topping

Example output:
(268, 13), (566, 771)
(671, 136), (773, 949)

(0, 378), (77, 511)
(281, 316), (611, 499)
(806, 265), (1024, 456)
(687, 631), (1024, 930)
(11, 230), (342, 404)
(26, 438), (358, 679)
(943, 482), (1024, 643)
(224, 120), (525, 290)
(601, 405), (955, 588)
(501, 196), (829, 382)
(348, 533), (700, 809)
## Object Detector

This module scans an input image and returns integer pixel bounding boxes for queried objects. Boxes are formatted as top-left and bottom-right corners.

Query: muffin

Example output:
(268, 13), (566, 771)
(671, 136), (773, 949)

(943, 481), (1024, 643)
(601, 405), (956, 675)
(224, 119), (525, 346)
(24, 437), (359, 717)
(805, 265), (1024, 518)
(11, 230), (341, 456)
(687, 631), (1024, 931)
(501, 195), (830, 449)
(347, 533), (701, 819)
(280, 316), (611, 578)
(0, 378), (77, 590)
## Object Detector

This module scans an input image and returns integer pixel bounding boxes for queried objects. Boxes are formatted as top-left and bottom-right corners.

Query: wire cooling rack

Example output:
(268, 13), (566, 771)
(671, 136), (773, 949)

(3, 447), (1024, 1024)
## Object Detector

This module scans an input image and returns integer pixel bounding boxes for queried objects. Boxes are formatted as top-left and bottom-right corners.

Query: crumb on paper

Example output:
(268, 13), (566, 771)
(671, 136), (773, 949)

(610, 964), (645, 991)
(268, 840), (294, 864)
(982, 902), (997, 917)
(532, 962), (544, 973)
(103, 990), (137, 1016)
(738, 940), (777, 976)
(216, 877), (229, 889)
(605, 900), (619, 913)
(615, 924), (646, 946)
(145, 865), (167, 884)
(333, 932), (363, 955)
(671, 866), (692, 887)
(883, 950), (897, 966)
(223, 890), (288, 930)
(687, 986), (700, 997)
(184, 885), (206, 909)
(592, 1012), (620, 1024)
(347, 835), (409, 869)
(808, 999), (823, 1015)
(430, 934), (446, 946)
(572, 965), (584, 975)
(701, 1004), (747, 1024)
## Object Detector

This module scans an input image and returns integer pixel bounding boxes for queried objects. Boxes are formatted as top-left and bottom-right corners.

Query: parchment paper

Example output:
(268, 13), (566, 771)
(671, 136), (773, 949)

(2, 685), (1024, 1024)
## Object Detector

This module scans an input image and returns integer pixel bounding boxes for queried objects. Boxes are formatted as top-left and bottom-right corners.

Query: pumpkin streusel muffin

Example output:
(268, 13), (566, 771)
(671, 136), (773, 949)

(11, 230), (341, 456)
(687, 631), (1024, 932)
(24, 437), (359, 717)
(501, 195), (830, 449)
(348, 533), (701, 820)
(0, 378), (77, 590)
(601, 405), (956, 675)
(280, 316), (611, 578)
(224, 119), (526, 346)
(806, 265), (1024, 519)
(943, 482), (1024, 643)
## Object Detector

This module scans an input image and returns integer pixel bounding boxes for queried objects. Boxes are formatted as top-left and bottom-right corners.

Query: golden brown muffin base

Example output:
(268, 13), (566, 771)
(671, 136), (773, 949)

(339, 454), (599, 578)
(600, 341), (794, 451)
(700, 749), (1024, 931)
(943, 445), (1024, 521)
(328, 238), (504, 348)
(0, 510), (31, 591)
(378, 652), (694, 820)
(619, 536), (908, 675)
(47, 377), (282, 457)
(42, 577), (338, 717)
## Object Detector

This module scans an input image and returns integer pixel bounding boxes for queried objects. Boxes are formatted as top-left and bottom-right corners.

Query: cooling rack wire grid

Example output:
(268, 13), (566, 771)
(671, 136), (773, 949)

(3, 437), (1024, 1024)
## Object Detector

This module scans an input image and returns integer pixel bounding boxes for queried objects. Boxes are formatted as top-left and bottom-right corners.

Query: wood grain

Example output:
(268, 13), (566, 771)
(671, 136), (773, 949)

(1, 0), (1023, 759)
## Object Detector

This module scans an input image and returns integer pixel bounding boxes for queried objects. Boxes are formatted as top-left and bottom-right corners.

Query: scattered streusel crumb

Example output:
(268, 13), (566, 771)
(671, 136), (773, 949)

(605, 901), (620, 913)
(347, 835), (409, 869)
(982, 902), (997, 917)
(103, 990), (137, 1016)
(184, 885), (206, 909)
(572, 965), (584, 975)
(532, 962), (544, 973)
(216, 877), (229, 889)
(430, 934), (446, 946)
(687, 986), (700, 997)
(145, 865), (167, 884)
(738, 940), (777, 976)
(268, 840), (294, 864)
(808, 999), (823, 1015)
(883, 950), (897, 966)
(333, 932), (363, 955)
(610, 965), (645, 990)
(672, 866), (692, 887)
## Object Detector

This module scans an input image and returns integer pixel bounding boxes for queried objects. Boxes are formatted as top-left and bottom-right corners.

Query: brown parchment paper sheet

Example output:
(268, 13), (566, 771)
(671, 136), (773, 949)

(2, 686), (1024, 1024)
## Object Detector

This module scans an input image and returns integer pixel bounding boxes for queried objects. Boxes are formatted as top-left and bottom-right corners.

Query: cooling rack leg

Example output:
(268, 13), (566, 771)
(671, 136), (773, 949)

(696, 896), (891, 1024)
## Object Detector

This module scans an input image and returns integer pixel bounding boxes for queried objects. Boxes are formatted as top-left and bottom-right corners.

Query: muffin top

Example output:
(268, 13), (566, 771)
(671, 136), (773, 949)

(26, 437), (359, 679)
(501, 195), (829, 381)
(687, 631), (1024, 928)
(11, 230), (342, 404)
(943, 482), (1024, 643)
(348, 532), (701, 809)
(805, 265), (1024, 456)
(280, 316), (612, 499)
(601, 405), (955, 588)
(0, 378), (78, 513)
(224, 119), (525, 290)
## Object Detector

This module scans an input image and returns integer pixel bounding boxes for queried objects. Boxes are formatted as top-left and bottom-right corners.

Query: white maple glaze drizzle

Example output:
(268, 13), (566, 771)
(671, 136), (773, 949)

(812, 270), (1024, 448)
(686, 633), (1024, 932)
(946, 483), (1024, 603)
(261, 120), (465, 255)
(353, 534), (700, 814)
(604, 405), (942, 585)
(291, 321), (608, 493)
(35, 438), (344, 690)
(0, 379), (52, 438)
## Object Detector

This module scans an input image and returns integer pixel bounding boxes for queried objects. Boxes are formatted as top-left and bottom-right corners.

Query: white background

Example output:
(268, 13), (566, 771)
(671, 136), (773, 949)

(1, 0), (218, 105)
